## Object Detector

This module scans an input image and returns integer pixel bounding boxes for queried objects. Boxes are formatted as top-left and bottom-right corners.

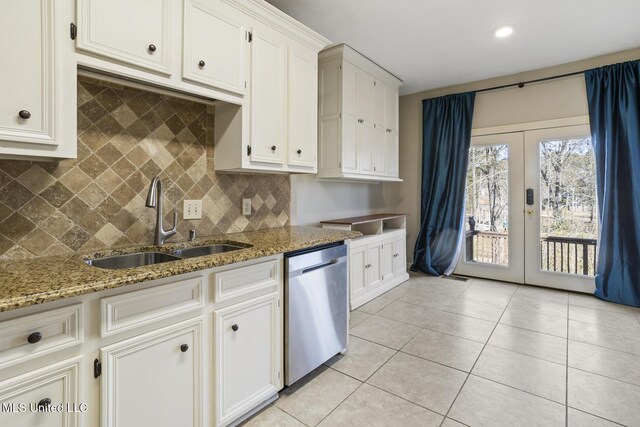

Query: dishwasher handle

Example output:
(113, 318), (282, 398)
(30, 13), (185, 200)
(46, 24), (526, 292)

(301, 259), (338, 275)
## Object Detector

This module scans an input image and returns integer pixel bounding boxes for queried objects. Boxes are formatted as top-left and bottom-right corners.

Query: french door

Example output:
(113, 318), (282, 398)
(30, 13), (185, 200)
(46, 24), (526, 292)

(455, 125), (597, 293)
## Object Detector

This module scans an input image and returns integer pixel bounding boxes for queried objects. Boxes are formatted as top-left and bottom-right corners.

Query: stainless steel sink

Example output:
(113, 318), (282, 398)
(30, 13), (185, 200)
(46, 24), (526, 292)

(171, 244), (246, 259)
(84, 252), (182, 270)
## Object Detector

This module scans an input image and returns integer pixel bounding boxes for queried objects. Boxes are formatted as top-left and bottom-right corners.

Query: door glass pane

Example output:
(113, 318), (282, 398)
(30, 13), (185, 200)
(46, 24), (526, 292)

(465, 145), (509, 265)
(539, 137), (598, 275)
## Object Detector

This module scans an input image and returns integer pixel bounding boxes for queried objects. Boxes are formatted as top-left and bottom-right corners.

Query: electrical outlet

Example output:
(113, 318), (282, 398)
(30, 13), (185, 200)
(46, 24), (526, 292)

(242, 198), (252, 216)
(183, 200), (202, 219)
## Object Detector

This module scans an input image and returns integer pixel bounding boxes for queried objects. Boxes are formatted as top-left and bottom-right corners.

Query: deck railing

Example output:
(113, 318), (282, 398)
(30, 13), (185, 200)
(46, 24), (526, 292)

(465, 230), (598, 276)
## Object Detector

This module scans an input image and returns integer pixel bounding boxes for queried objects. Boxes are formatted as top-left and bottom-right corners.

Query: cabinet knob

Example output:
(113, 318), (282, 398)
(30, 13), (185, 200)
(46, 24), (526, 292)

(180, 344), (189, 352)
(393, 253), (399, 258)
(231, 324), (239, 332)
(386, 128), (392, 133)
(27, 332), (42, 344)
(296, 149), (302, 155)
(18, 110), (31, 119)
(37, 398), (51, 411)
(198, 60), (205, 68)
(148, 44), (157, 52)
(270, 145), (277, 151)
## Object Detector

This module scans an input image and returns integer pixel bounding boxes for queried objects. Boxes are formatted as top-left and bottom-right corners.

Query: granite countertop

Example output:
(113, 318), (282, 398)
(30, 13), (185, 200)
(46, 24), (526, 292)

(0, 226), (361, 312)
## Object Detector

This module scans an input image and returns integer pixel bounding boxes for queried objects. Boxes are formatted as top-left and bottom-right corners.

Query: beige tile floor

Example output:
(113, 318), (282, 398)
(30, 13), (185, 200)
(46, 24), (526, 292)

(243, 273), (640, 427)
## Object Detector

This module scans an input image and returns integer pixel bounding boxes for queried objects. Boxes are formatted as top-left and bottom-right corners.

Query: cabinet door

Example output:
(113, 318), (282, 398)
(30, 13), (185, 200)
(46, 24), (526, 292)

(349, 244), (367, 301)
(0, 1), (52, 143)
(373, 80), (387, 129)
(0, 0), (75, 156)
(182, 0), (247, 94)
(341, 62), (358, 173)
(386, 85), (399, 132)
(386, 129), (399, 177)
(0, 357), (80, 427)
(101, 320), (202, 427)
(380, 239), (395, 282)
(366, 243), (382, 290)
(288, 45), (317, 169)
(393, 235), (407, 276)
(356, 70), (374, 175)
(215, 293), (280, 426)
(355, 70), (374, 124)
(77, 0), (171, 74)
(249, 27), (287, 165)
(385, 85), (399, 177)
(373, 126), (387, 176)
(357, 121), (374, 175)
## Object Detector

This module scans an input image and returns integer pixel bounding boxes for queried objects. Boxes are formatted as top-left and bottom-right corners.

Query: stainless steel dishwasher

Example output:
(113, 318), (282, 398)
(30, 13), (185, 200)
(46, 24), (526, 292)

(284, 242), (348, 386)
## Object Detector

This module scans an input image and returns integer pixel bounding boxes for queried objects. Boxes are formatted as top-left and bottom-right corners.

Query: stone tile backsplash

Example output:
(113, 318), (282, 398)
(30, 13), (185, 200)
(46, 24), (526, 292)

(0, 76), (290, 259)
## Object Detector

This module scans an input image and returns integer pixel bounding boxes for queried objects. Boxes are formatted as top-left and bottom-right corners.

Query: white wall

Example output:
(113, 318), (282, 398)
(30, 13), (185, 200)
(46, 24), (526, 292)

(290, 175), (389, 225)
(391, 47), (640, 263)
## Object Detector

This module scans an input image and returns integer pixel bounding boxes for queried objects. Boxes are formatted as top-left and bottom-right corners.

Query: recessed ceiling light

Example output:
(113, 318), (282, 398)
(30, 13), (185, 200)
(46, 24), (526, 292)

(495, 25), (514, 38)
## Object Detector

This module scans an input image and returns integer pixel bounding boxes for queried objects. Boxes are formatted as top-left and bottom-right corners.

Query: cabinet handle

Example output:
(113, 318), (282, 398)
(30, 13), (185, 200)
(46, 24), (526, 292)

(231, 324), (239, 332)
(18, 110), (31, 119)
(37, 398), (51, 411)
(198, 60), (205, 68)
(393, 253), (399, 258)
(148, 44), (157, 52)
(297, 149), (302, 155)
(386, 128), (392, 133)
(27, 332), (42, 344)
(270, 145), (277, 151)
(180, 344), (189, 352)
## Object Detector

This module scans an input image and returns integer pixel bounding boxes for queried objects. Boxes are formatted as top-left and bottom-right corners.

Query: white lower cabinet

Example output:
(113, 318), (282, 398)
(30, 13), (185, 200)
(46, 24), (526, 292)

(392, 235), (407, 276)
(0, 255), (286, 427)
(100, 320), (203, 427)
(349, 245), (368, 301)
(0, 357), (81, 427)
(349, 232), (409, 309)
(214, 293), (281, 426)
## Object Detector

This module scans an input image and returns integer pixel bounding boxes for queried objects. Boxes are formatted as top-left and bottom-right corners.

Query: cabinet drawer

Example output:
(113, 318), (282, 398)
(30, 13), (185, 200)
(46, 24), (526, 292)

(0, 356), (81, 427)
(101, 277), (203, 337)
(212, 259), (280, 303)
(0, 304), (83, 369)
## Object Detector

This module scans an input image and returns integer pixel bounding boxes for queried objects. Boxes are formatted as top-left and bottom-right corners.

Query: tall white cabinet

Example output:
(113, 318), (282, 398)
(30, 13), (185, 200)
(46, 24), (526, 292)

(318, 45), (402, 182)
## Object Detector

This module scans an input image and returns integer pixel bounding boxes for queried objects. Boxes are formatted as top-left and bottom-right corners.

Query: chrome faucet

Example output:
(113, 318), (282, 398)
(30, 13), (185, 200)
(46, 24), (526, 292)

(145, 176), (177, 245)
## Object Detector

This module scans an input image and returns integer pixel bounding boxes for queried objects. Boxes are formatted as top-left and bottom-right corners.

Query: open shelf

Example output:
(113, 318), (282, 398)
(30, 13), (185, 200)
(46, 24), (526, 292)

(321, 213), (407, 238)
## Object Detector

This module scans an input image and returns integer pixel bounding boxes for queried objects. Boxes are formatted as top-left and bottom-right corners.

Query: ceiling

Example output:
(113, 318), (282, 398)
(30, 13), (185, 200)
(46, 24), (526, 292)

(265, 0), (640, 95)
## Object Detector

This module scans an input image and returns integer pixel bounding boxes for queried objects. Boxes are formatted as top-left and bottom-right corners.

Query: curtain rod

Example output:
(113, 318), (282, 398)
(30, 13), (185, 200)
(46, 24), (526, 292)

(475, 69), (585, 93)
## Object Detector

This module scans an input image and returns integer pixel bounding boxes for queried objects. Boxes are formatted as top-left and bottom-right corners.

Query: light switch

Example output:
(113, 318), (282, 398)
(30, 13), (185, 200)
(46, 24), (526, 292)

(242, 198), (251, 216)
(183, 200), (202, 219)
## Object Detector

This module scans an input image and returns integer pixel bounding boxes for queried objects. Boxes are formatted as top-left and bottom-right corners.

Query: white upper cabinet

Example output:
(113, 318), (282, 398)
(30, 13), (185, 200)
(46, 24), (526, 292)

(0, 0), (76, 159)
(213, 8), (329, 174)
(183, 0), (247, 94)
(317, 44), (402, 182)
(77, 0), (172, 75)
(287, 44), (318, 169)
(248, 25), (287, 165)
